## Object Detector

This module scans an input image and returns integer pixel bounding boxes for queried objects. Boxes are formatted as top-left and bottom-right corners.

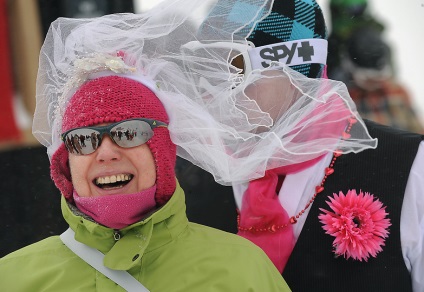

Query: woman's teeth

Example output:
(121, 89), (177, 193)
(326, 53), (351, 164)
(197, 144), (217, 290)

(95, 174), (132, 186)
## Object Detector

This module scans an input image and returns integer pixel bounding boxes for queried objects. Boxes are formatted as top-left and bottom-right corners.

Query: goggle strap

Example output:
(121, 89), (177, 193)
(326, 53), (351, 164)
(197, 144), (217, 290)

(247, 38), (328, 70)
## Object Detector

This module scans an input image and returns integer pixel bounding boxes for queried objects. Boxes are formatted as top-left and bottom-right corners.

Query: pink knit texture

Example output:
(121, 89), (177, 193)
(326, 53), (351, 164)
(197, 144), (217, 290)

(50, 76), (176, 205)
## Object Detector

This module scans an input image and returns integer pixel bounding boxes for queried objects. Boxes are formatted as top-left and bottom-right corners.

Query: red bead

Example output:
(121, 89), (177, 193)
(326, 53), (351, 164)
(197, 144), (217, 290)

(342, 132), (351, 139)
(349, 117), (358, 124)
(290, 216), (297, 224)
(325, 167), (334, 175)
(315, 186), (324, 193)
(334, 150), (342, 157)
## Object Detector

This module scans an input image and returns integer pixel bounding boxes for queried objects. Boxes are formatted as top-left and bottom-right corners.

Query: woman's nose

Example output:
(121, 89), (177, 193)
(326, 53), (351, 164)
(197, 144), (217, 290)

(95, 135), (122, 162)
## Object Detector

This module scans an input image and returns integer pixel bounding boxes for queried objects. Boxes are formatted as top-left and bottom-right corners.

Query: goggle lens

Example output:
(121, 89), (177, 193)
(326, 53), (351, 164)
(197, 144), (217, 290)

(62, 119), (167, 155)
(230, 54), (246, 75)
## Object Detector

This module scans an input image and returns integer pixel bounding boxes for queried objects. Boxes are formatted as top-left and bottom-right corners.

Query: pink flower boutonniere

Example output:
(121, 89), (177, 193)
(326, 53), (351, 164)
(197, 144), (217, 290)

(318, 189), (391, 261)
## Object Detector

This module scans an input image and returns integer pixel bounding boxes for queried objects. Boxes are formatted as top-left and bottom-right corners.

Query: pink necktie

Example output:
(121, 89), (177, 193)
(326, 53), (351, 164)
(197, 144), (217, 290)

(237, 157), (323, 273)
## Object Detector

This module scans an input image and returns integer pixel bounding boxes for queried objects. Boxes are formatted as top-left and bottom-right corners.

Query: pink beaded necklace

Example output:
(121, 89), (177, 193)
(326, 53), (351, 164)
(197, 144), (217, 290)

(237, 116), (357, 233)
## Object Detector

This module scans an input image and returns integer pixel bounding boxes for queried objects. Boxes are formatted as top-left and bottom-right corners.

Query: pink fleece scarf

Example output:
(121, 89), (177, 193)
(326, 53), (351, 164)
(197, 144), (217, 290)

(73, 185), (157, 229)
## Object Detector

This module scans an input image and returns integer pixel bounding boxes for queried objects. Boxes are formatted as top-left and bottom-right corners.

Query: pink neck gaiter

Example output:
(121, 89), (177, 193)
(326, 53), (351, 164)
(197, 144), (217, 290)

(73, 185), (157, 229)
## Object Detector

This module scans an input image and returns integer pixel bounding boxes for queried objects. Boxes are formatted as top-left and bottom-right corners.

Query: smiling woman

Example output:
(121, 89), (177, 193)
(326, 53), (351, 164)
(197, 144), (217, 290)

(53, 75), (170, 203)
(0, 1), (291, 291)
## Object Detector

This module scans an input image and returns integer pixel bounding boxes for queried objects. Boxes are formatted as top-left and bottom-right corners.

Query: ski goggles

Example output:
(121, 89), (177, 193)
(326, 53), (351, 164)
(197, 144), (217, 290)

(183, 38), (328, 77)
(61, 118), (168, 155)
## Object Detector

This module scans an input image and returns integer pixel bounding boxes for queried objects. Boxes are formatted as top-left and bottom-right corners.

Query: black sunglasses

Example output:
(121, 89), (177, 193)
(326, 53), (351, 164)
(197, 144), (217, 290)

(61, 118), (168, 155)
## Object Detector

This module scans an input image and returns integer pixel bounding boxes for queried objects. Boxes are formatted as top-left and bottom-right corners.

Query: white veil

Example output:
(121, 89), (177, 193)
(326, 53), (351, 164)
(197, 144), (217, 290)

(33, 0), (377, 186)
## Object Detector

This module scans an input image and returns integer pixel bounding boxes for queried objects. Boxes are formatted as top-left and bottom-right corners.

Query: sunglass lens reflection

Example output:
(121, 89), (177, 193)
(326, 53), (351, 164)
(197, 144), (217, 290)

(64, 129), (100, 155)
(64, 120), (154, 155)
(111, 121), (153, 148)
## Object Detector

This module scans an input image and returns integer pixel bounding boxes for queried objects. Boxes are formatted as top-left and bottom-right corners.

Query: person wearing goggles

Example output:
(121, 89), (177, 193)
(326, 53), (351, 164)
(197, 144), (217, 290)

(0, 2), (290, 291)
(61, 118), (167, 156)
(181, 0), (424, 291)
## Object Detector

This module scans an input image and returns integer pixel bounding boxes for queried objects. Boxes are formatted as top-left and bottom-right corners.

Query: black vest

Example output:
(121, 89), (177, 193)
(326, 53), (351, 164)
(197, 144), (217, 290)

(181, 120), (423, 291)
(283, 120), (422, 291)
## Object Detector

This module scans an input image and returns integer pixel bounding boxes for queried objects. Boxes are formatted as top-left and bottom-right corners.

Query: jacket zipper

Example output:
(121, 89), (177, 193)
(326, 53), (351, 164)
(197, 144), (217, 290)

(113, 230), (121, 241)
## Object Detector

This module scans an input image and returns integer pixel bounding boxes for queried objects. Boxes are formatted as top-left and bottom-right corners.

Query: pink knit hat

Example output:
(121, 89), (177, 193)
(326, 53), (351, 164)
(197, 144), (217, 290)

(50, 75), (176, 206)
